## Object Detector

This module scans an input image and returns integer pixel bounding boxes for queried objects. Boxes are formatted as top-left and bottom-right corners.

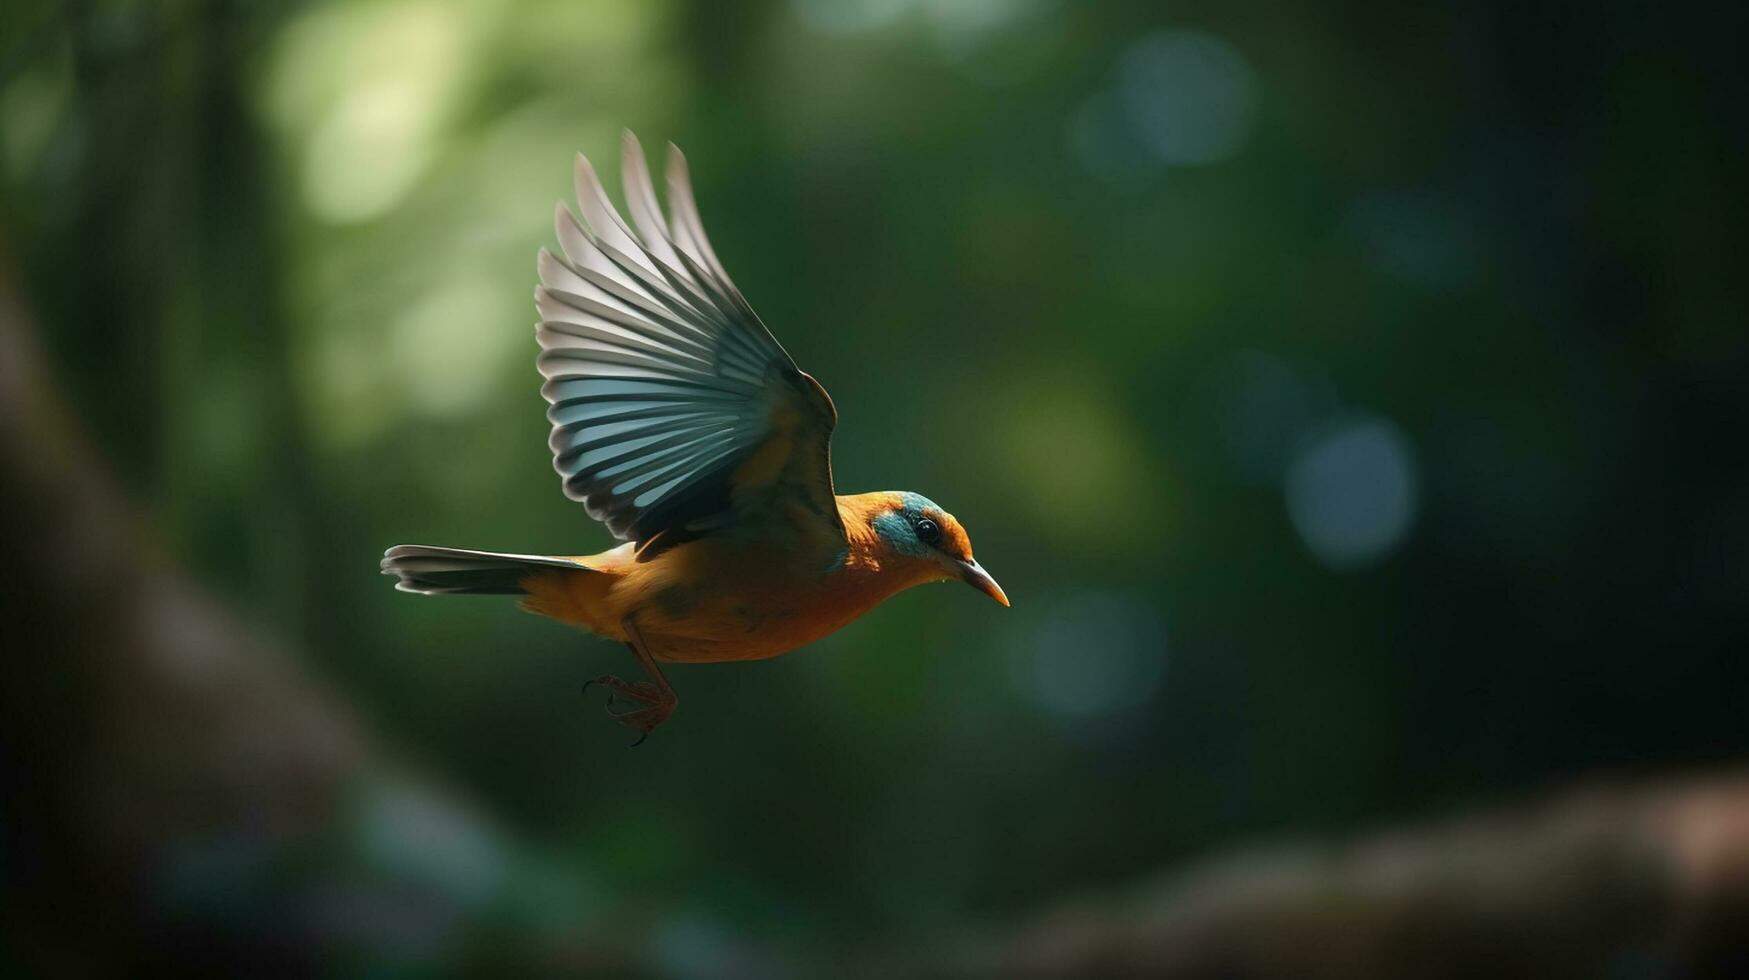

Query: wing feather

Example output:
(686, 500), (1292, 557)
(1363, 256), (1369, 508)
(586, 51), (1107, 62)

(536, 132), (841, 545)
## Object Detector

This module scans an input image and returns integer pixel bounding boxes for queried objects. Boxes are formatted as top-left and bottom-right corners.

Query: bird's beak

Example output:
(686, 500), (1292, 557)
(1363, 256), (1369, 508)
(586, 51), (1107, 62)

(956, 559), (1009, 607)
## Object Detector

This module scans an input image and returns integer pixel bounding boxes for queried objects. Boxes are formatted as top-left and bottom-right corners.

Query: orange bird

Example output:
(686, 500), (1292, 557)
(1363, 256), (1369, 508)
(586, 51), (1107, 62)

(382, 133), (1007, 741)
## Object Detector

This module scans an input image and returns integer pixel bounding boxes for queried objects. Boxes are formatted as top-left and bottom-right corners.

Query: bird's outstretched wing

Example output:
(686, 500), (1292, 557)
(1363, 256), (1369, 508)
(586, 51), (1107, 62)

(536, 132), (841, 549)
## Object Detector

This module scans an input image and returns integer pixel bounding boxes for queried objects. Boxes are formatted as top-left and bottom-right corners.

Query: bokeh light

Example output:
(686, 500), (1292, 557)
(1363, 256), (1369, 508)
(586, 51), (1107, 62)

(1285, 415), (1420, 569)
(791, 0), (914, 35)
(1119, 30), (1257, 167)
(1009, 590), (1167, 726)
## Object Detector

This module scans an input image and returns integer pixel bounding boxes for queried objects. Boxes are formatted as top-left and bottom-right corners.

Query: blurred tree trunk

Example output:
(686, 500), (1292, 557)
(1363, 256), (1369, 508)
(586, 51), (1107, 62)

(0, 3), (575, 973)
(0, 271), (632, 976)
(37, 0), (354, 649)
(895, 775), (1749, 980)
(0, 263), (333, 971)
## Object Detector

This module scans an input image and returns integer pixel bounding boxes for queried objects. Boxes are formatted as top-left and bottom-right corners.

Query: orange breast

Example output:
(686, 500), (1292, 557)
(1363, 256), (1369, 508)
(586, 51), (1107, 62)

(615, 534), (898, 662)
(518, 519), (927, 663)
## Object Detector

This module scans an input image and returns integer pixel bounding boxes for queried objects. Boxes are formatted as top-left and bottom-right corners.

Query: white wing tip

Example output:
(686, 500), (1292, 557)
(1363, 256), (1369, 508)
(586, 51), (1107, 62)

(574, 152), (604, 195)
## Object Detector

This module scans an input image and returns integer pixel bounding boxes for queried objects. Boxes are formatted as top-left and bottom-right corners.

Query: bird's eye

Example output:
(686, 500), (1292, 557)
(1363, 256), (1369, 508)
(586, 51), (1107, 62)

(915, 517), (941, 545)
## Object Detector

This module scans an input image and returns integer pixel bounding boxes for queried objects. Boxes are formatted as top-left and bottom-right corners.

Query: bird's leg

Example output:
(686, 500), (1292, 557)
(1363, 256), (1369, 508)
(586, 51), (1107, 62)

(583, 618), (677, 744)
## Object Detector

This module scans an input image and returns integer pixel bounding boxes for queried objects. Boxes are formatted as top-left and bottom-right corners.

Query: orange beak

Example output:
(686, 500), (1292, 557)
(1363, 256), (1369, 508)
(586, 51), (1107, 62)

(956, 559), (1009, 607)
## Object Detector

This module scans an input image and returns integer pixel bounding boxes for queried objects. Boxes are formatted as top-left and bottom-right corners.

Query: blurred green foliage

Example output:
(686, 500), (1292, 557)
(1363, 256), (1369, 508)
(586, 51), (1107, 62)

(3, 0), (1745, 968)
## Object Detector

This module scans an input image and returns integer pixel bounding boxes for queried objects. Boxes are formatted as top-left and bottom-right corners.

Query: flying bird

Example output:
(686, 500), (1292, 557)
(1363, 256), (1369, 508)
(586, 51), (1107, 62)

(382, 132), (1007, 741)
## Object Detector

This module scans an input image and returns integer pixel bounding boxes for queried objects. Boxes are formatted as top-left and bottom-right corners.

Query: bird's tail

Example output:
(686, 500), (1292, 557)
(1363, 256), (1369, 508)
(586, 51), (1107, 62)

(381, 545), (588, 595)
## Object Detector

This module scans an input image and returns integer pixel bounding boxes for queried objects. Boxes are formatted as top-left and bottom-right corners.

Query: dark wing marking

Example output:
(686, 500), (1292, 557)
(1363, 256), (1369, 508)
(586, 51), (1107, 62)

(537, 132), (841, 545)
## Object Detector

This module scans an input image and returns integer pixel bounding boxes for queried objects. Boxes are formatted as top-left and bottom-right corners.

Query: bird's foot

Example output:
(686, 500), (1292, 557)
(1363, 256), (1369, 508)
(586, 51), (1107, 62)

(583, 674), (676, 745)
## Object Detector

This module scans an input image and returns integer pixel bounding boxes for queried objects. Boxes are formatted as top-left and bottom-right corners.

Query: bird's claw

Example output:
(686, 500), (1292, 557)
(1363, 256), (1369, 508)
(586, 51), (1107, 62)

(584, 673), (675, 745)
(582, 678), (620, 712)
(606, 698), (645, 718)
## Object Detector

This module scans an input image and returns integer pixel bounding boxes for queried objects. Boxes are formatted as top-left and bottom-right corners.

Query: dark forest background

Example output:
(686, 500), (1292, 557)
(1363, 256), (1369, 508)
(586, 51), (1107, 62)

(2, 0), (1746, 975)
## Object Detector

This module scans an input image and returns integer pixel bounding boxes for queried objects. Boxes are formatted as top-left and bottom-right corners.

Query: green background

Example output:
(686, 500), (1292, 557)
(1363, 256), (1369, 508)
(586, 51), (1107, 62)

(3, 0), (1744, 973)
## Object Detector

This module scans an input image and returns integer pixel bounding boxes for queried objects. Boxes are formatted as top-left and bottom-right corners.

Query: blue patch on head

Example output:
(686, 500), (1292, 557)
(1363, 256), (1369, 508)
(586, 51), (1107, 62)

(873, 492), (943, 556)
(897, 492), (940, 515)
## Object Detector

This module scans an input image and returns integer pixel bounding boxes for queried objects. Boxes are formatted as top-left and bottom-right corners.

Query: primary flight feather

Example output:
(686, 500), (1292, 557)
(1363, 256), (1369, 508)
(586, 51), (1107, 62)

(382, 132), (1006, 740)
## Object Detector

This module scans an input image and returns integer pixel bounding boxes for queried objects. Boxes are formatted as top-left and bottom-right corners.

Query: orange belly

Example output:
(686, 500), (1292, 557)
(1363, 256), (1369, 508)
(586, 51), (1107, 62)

(519, 533), (912, 662)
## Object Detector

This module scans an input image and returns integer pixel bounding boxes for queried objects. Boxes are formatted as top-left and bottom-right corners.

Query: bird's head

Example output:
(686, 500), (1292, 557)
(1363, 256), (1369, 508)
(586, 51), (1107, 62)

(866, 492), (1008, 606)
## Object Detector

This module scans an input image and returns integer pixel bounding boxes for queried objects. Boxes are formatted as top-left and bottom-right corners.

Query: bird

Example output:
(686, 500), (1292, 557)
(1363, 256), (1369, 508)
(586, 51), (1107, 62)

(381, 132), (1007, 741)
